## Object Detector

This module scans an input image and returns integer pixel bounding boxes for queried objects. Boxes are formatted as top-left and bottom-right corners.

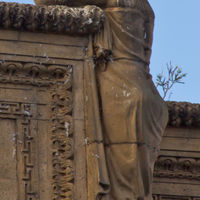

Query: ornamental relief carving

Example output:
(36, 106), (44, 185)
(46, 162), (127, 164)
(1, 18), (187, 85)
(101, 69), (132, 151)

(153, 194), (200, 200)
(0, 61), (73, 200)
(154, 156), (200, 181)
(21, 118), (36, 200)
(0, 2), (104, 34)
(0, 102), (32, 117)
(0, 62), (72, 87)
(50, 82), (74, 200)
(167, 101), (200, 127)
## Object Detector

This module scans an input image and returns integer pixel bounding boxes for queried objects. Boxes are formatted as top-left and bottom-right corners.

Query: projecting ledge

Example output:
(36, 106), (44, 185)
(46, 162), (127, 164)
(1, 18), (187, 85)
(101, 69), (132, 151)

(0, 2), (105, 34)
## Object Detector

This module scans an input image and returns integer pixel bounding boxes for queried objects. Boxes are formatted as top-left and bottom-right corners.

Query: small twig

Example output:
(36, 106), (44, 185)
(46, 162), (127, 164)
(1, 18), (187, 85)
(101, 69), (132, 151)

(156, 62), (187, 100)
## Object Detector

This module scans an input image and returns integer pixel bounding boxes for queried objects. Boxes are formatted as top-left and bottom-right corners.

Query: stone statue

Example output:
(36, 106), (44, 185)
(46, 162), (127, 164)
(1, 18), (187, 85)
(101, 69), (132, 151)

(35, 0), (169, 199)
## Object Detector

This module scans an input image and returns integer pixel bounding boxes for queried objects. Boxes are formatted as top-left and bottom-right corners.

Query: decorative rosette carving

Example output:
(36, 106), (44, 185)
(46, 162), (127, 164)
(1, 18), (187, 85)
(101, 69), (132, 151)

(154, 156), (200, 181)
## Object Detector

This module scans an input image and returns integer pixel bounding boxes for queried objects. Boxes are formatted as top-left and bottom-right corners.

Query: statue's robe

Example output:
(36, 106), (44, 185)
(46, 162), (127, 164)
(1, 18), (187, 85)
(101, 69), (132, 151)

(35, 0), (168, 199)
(89, 1), (168, 199)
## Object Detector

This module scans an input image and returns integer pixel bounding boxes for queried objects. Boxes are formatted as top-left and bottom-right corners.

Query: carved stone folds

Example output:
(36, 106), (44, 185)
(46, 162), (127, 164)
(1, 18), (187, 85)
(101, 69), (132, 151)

(0, 2), (105, 34)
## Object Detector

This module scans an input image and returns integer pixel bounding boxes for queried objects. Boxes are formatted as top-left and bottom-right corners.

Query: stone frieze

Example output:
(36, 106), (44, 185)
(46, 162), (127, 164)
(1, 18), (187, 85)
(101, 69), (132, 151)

(153, 194), (200, 200)
(154, 156), (200, 181)
(0, 61), (72, 87)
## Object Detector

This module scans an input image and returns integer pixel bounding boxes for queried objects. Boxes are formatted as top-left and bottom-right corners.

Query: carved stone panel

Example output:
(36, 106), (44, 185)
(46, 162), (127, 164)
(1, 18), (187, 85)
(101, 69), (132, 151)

(0, 62), (73, 200)
(153, 194), (195, 200)
(153, 126), (200, 199)
(0, 119), (18, 199)
(154, 156), (200, 181)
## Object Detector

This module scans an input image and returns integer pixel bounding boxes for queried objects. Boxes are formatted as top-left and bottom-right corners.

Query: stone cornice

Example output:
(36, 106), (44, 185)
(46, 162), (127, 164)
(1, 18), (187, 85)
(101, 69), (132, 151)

(0, 2), (105, 34)
(167, 101), (200, 128)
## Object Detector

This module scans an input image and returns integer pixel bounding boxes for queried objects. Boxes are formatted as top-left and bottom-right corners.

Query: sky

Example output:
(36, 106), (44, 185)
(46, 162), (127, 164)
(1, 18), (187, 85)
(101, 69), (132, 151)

(149, 0), (199, 103)
(2, 0), (200, 103)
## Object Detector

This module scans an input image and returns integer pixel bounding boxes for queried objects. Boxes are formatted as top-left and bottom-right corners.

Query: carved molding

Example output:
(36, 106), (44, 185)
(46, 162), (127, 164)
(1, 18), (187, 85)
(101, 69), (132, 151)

(0, 61), (73, 199)
(167, 101), (200, 128)
(0, 62), (72, 86)
(153, 194), (200, 200)
(0, 105), (37, 198)
(50, 67), (74, 199)
(154, 156), (200, 181)
(0, 2), (105, 34)
(21, 118), (36, 199)
(0, 102), (32, 118)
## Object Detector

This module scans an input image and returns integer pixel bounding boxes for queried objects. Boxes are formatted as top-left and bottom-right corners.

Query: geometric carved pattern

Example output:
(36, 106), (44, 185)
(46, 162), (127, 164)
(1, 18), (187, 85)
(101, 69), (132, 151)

(153, 194), (200, 200)
(0, 61), (73, 200)
(50, 67), (74, 200)
(0, 102), (31, 118)
(154, 156), (200, 181)
(21, 118), (35, 200)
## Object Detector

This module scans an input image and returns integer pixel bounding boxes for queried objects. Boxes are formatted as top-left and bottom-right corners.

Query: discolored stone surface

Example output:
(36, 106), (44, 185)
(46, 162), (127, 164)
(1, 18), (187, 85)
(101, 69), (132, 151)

(0, 2), (105, 34)
(0, 29), (86, 200)
(0, 120), (18, 200)
(0, 1), (199, 200)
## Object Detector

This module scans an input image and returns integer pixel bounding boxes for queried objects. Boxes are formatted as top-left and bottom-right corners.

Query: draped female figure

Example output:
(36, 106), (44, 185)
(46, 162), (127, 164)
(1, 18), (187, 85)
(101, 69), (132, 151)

(34, 0), (169, 199)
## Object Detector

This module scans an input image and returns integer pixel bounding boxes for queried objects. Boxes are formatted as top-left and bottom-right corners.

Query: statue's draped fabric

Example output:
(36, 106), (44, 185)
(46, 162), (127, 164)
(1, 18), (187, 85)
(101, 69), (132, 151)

(34, 0), (169, 199)
(92, 0), (168, 199)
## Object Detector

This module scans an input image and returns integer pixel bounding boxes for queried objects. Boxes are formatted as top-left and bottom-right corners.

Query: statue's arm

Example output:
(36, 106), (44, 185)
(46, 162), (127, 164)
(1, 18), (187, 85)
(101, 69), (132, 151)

(144, 16), (154, 64)
(143, 0), (155, 64)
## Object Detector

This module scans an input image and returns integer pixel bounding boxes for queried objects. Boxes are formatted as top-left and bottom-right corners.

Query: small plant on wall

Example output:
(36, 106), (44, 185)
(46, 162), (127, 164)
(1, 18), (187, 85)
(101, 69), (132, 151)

(156, 62), (187, 100)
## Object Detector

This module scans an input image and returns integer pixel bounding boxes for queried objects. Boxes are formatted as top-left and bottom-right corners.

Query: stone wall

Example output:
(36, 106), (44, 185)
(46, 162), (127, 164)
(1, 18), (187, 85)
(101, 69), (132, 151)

(0, 3), (105, 199)
(0, 28), (87, 200)
(153, 102), (200, 200)
(0, 2), (200, 200)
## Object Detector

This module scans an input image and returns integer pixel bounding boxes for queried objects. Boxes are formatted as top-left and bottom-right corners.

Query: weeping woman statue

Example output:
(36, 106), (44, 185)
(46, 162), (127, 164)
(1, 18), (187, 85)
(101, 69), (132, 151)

(35, 0), (168, 199)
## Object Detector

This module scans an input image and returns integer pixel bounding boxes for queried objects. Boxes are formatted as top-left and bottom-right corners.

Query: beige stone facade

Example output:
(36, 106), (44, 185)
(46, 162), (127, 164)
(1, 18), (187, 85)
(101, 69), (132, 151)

(0, 28), (88, 200)
(0, 2), (199, 200)
(153, 102), (200, 200)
